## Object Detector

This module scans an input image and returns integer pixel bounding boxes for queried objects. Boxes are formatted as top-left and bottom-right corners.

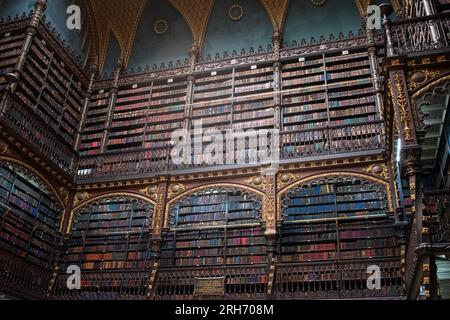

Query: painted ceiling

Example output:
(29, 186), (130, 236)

(82, 0), (404, 72)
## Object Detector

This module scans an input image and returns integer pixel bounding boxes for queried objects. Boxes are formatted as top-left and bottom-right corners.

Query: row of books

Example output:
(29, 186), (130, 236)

(281, 251), (337, 262)
(74, 218), (149, 230)
(339, 228), (394, 239)
(282, 243), (337, 253)
(82, 260), (147, 270)
(339, 248), (399, 259)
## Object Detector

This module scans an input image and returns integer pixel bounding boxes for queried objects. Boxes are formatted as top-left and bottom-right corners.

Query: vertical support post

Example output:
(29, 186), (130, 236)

(272, 31), (282, 130)
(100, 58), (123, 153)
(0, 0), (47, 116)
(366, 27), (385, 121)
(75, 65), (97, 151)
(381, 4), (395, 57)
(184, 44), (199, 131)
(147, 177), (168, 299)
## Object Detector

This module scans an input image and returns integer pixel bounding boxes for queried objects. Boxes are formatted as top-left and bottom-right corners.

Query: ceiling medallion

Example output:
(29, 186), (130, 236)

(311, 0), (327, 6)
(154, 19), (168, 35)
(229, 4), (244, 21)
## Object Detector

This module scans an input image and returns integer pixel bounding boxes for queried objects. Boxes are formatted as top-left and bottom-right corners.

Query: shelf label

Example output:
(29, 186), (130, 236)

(4, 33), (10, 38)
(211, 71), (217, 76)
(132, 84), (138, 89)
(194, 277), (225, 296)
(251, 65), (257, 70)
(298, 57), (306, 62)
(342, 50), (349, 55)
(167, 78), (174, 83)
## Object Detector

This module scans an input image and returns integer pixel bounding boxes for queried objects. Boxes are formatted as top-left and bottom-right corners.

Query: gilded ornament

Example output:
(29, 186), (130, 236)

(0, 139), (8, 154)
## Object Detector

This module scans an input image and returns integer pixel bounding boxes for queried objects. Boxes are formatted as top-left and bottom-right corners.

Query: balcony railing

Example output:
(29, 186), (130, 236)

(75, 121), (385, 182)
(155, 265), (268, 300)
(390, 13), (450, 55)
(0, 249), (52, 300)
(273, 259), (404, 300)
(52, 269), (150, 300)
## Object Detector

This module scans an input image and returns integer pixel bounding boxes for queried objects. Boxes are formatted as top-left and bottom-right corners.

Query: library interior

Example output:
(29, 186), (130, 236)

(0, 0), (450, 300)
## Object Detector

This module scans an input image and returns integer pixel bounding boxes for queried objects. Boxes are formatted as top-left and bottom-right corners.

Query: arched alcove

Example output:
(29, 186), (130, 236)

(274, 174), (403, 299)
(284, 0), (362, 46)
(157, 186), (268, 300)
(201, 0), (273, 60)
(54, 195), (155, 300)
(127, 0), (193, 71)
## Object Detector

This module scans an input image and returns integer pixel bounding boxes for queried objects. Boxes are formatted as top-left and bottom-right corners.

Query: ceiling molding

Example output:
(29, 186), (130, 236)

(260, 0), (289, 33)
(169, 0), (215, 51)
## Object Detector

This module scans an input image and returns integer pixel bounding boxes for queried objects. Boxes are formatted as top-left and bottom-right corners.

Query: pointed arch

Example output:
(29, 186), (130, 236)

(277, 171), (393, 220)
(164, 183), (264, 228)
(128, 0), (194, 70)
(68, 192), (156, 234)
(0, 156), (65, 209)
(201, 0), (273, 59)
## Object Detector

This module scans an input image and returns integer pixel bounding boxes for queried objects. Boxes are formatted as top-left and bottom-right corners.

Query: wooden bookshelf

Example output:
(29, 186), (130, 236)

(15, 34), (85, 149)
(157, 188), (268, 298)
(276, 177), (402, 298)
(0, 162), (61, 269)
(161, 189), (267, 268)
(63, 197), (154, 272)
(0, 29), (25, 90)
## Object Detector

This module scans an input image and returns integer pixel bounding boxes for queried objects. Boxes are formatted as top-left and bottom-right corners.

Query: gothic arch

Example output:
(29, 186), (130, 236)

(0, 155), (65, 209)
(68, 192), (156, 233)
(277, 171), (392, 220)
(164, 183), (264, 228)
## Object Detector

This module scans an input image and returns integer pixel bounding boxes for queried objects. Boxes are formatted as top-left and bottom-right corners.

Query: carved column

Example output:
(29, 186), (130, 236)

(0, 0), (47, 117)
(147, 177), (168, 299)
(75, 65), (97, 151)
(366, 27), (385, 121)
(381, 5), (395, 57)
(100, 58), (123, 153)
(262, 169), (277, 298)
(183, 44), (199, 130)
(272, 31), (283, 130)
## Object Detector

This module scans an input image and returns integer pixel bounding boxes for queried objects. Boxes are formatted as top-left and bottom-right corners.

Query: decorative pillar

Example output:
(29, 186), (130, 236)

(272, 31), (283, 130)
(381, 4), (395, 57)
(75, 64), (97, 151)
(100, 58), (123, 153)
(262, 168), (278, 298)
(146, 177), (168, 299)
(366, 26), (385, 121)
(0, 0), (47, 117)
(183, 44), (199, 130)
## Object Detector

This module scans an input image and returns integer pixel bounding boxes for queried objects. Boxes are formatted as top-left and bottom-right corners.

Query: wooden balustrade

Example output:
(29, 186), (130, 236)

(75, 121), (385, 181)
(390, 13), (450, 55)
(273, 259), (403, 300)
(52, 269), (150, 300)
(155, 265), (268, 300)
(0, 250), (52, 300)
